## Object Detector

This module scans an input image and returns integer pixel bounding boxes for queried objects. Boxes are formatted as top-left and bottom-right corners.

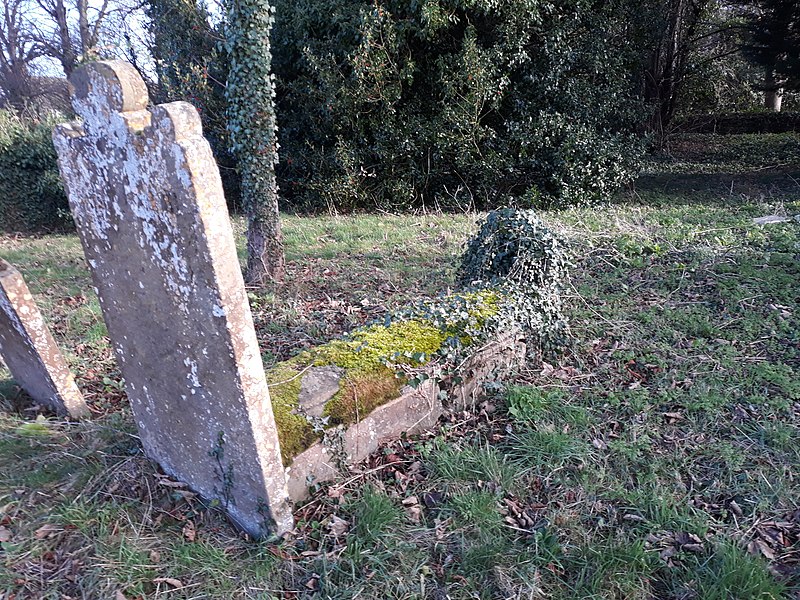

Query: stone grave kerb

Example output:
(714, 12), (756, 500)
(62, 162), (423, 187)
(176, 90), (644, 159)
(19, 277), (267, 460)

(53, 60), (293, 536)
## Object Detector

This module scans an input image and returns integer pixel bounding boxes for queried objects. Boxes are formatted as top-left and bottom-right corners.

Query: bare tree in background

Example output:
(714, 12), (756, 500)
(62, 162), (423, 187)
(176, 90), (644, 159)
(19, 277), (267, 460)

(31, 0), (117, 76)
(0, 0), (152, 110)
(642, 0), (713, 137)
(0, 0), (46, 108)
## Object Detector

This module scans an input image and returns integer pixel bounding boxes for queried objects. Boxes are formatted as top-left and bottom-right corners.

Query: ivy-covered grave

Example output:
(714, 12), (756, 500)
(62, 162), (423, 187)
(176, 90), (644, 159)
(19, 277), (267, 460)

(273, 208), (570, 500)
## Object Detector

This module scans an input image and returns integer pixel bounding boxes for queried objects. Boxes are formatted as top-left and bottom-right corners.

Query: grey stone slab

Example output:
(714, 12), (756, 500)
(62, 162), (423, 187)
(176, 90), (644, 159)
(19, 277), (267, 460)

(752, 215), (792, 225)
(52, 60), (291, 536)
(286, 380), (439, 501)
(298, 366), (344, 417)
(0, 259), (89, 418)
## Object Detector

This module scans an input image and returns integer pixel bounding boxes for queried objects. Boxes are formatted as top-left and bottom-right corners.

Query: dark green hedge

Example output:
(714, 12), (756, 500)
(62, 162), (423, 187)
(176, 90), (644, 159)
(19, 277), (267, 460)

(0, 111), (73, 233)
(272, 0), (646, 212)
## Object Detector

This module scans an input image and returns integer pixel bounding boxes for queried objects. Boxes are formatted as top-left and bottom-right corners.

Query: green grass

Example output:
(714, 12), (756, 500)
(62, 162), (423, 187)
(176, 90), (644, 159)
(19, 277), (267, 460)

(1, 133), (799, 597)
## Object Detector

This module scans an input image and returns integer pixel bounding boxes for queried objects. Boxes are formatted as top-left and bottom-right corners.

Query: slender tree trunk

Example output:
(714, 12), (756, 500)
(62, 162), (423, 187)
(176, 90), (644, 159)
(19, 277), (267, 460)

(78, 0), (91, 54)
(226, 0), (285, 285)
(243, 173), (285, 286)
(643, 0), (707, 139)
(765, 70), (783, 112)
(0, 1), (33, 109)
(53, 0), (78, 76)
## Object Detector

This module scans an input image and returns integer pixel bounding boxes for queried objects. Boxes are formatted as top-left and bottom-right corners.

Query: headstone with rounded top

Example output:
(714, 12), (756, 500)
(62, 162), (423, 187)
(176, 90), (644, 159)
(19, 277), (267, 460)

(52, 60), (292, 536)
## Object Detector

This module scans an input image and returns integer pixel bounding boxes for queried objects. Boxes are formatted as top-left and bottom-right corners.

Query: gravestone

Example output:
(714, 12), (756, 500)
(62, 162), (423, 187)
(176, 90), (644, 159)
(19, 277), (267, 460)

(0, 259), (89, 418)
(52, 60), (292, 536)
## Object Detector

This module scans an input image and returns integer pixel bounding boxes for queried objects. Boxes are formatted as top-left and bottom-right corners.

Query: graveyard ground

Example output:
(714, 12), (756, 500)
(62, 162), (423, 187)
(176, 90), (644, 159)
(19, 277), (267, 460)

(1, 133), (799, 599)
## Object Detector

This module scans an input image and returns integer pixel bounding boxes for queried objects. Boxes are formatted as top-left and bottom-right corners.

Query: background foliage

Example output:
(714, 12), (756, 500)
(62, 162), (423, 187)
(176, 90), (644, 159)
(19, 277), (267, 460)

(0, 111), (71, 232)
(146, 0), (240, 205)
(0, 0), (797, 231)
(272, 0), (646, 212)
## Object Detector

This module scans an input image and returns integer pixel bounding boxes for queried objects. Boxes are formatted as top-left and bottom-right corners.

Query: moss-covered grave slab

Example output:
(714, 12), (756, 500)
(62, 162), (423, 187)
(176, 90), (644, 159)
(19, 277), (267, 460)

(267, 290), (526, 501)
(286, 378), (439, 501)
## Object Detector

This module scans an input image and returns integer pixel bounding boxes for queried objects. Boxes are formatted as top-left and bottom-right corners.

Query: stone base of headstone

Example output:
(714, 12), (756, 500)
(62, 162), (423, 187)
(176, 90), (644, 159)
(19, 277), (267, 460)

(0, 259), (89, 418)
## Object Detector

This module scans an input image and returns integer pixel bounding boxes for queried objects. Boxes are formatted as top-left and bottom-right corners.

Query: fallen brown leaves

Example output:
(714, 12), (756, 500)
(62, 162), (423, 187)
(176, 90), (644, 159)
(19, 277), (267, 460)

(747, 509), (800, 578)
(645, 531), (706, 567)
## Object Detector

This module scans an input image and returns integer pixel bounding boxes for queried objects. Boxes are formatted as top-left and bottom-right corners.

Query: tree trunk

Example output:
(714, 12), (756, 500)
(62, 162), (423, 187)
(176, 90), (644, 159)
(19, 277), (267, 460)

(765, 70), (783, 112)
(245, 213), (285, 287)
(53, 0), (78, 76)
(642, 0), (708, 139)
(243, 160), (285, 285)
(0, 0), (33, 109)
(78, 0), (91, 54)
(765, 88), (784, 111)
(226, 0), (285, 286)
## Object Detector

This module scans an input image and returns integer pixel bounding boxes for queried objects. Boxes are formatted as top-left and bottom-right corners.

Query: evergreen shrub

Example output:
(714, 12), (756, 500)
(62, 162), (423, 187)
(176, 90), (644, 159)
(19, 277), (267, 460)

(0, 111), (72, 232)
(273, 0), (646, 212)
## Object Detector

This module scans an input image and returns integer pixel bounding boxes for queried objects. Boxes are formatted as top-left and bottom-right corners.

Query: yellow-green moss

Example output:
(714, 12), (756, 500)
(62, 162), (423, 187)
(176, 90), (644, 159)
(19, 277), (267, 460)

(266, 361), (316, 465)
(440, 289), (503, 345)
(301, 319), (447, 373)
(460, 289), (502, 325)
(267, 289), (506, 464)
(323, 367), (405, 425)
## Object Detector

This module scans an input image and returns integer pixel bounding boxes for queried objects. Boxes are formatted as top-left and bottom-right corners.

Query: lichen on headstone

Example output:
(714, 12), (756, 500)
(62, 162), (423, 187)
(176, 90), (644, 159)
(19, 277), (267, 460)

(0, 258), (89, 418)
(52, 60), (292, 537)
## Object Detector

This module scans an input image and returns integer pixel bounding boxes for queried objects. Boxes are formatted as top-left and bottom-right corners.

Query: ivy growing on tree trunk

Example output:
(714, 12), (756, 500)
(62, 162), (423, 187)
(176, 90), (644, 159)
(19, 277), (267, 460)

(225, 0), (285, 285)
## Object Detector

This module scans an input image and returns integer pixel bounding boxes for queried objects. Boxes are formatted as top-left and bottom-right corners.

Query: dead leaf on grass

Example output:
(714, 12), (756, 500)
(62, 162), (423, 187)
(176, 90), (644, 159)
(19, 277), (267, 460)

(423, 491), (445, 508)
(305, 574), (321, 590)
(662, 412), (684, 422)
(153, 577), (184, 589)
(622, 513), (646, 522)
(405, 504), (422, 523)
(34, 523), (61, 539)
(328, 515), (349, 537)
(182, 520), (196, 542)
(0, 525), (11, 542)
(157, 479), (188, 489)
(748, 539), (776, 560)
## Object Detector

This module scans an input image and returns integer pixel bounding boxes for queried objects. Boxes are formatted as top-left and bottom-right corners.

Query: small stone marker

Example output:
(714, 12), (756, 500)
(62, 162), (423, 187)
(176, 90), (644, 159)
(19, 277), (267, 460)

(0, 259), (89, 418)
(752, 215), (794, 225)
(52, 60), (292, 536)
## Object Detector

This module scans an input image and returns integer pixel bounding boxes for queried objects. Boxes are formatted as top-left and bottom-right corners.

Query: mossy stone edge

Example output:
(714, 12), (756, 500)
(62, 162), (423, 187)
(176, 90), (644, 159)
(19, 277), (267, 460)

(267, 289), (503, 465)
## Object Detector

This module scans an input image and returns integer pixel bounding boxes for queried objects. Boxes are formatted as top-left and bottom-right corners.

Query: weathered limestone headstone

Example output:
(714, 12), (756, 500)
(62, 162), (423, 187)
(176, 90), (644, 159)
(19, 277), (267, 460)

(52, 60), (292, 536)
(0, 259), (89, 418)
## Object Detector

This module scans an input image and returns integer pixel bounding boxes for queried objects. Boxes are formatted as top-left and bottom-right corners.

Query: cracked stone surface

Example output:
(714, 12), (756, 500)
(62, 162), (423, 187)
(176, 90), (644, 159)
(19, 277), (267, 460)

(298, 366), (345, 417)
(52, 60), (291, 536)
(0, 259), (89, 418)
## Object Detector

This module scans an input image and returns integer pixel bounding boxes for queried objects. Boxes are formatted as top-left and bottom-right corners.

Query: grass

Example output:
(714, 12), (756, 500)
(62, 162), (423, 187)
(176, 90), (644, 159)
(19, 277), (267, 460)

(0, 132), (799, 597)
